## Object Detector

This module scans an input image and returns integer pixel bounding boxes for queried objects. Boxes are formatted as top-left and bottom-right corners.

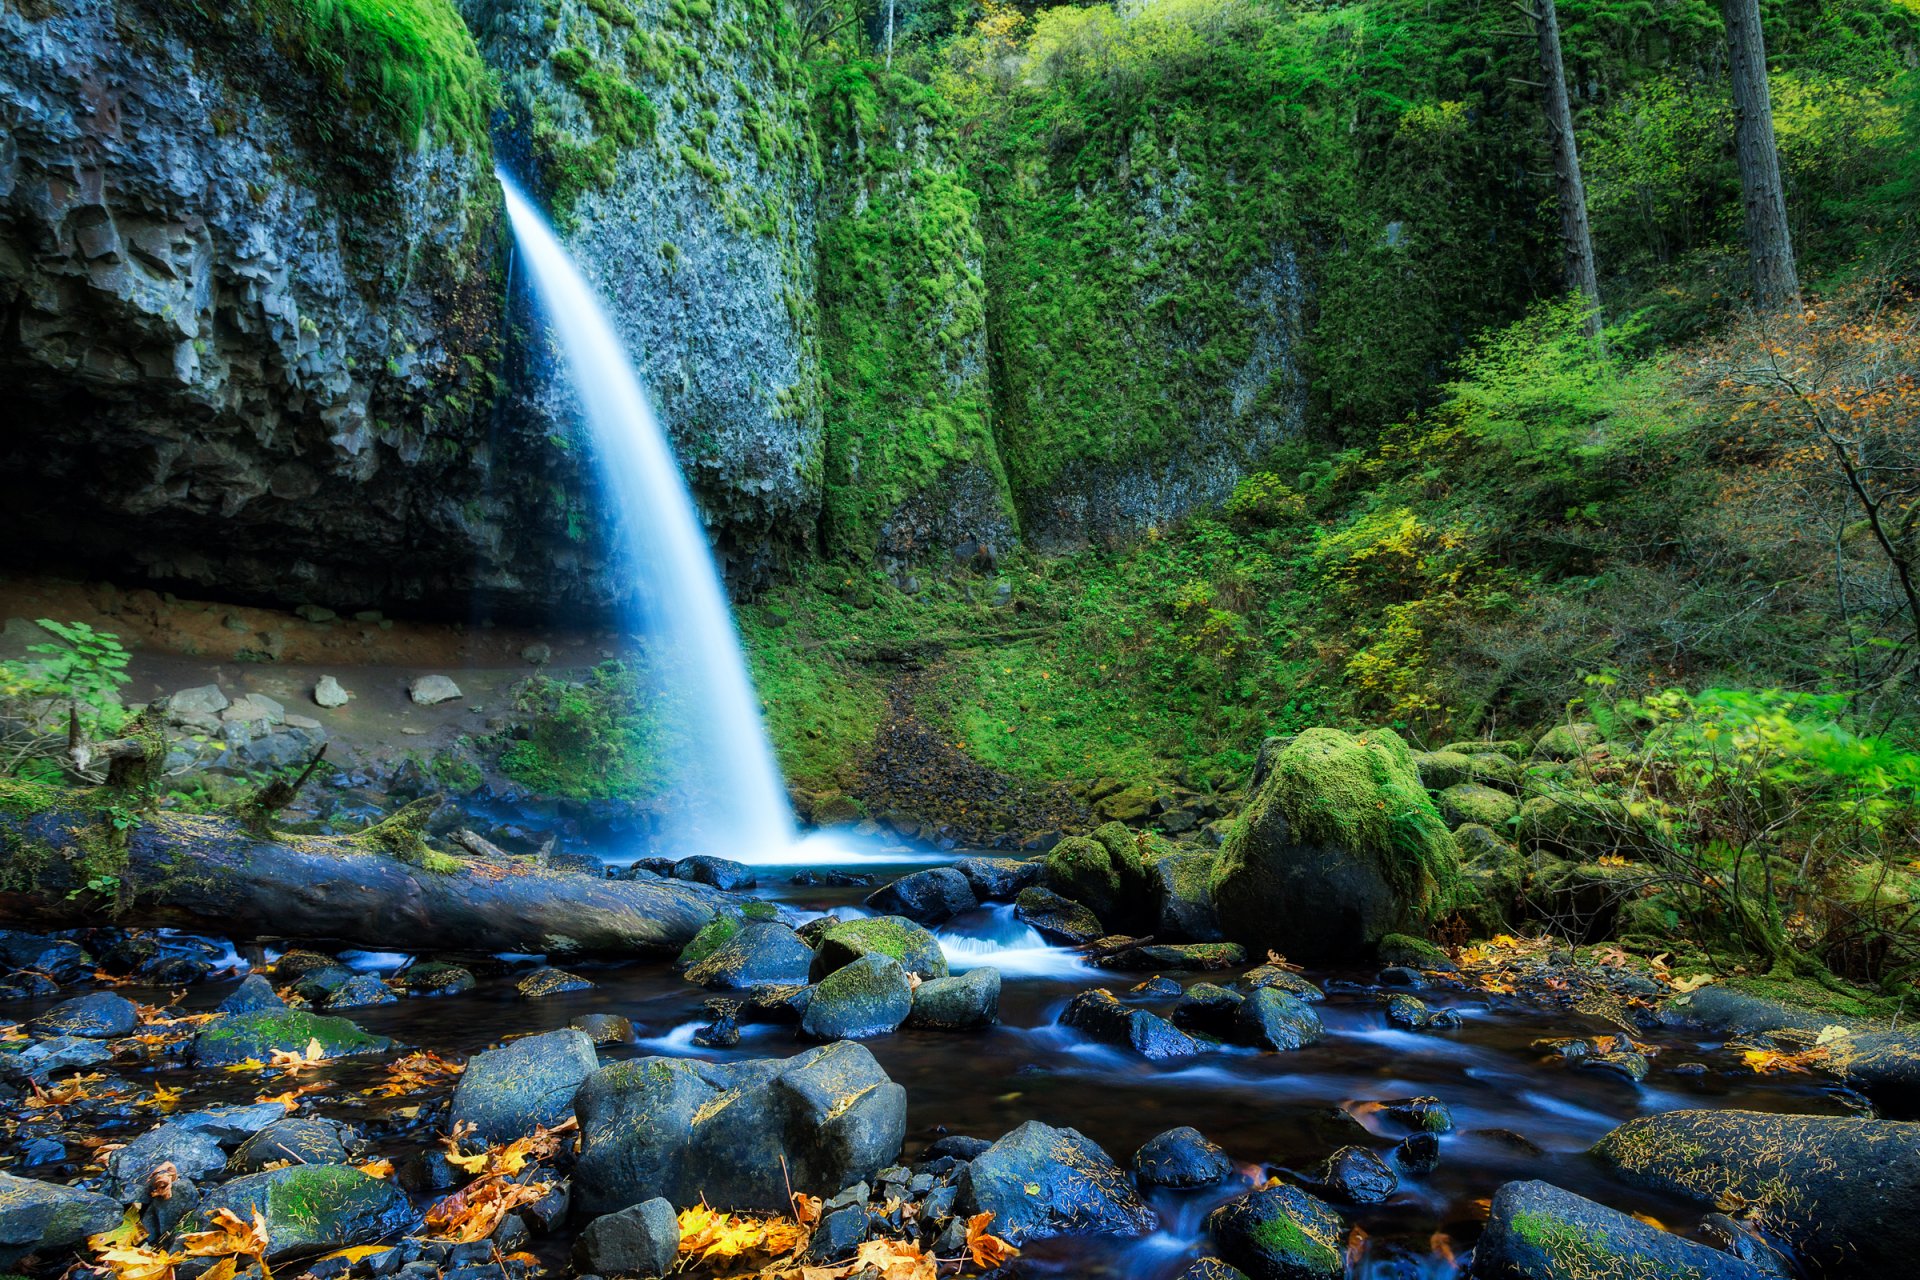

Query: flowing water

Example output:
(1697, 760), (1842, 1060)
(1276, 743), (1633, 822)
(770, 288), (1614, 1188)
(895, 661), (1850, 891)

(499, 174), (794, 861)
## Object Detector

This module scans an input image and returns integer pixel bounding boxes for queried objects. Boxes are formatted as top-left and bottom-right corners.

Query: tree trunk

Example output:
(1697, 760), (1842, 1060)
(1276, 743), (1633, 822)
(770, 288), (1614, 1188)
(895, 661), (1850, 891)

(1721, 0), (1799, 309)
(1532, 0), (1603, 338)
(0, 806), (724, 957)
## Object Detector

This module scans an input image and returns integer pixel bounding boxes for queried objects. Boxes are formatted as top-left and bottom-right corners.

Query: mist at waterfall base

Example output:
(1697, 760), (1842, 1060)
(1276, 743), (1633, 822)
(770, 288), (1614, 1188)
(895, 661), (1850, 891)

(500, 174), (830, 865)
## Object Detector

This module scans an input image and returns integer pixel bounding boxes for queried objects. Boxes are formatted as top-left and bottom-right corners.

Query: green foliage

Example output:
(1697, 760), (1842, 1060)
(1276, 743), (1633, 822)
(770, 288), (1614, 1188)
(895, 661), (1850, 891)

(0, 619), (132, 778)
(738, 597), (887, 791)
(498, 661), (671, 800)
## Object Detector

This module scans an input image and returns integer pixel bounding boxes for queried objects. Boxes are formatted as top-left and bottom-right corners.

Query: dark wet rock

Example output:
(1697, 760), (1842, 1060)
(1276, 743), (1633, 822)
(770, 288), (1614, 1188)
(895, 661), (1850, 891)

(573, 1197), (678, 1278)
(1151, 847), (1224, 942)
(801, 954), (914, 1041)
(182, 1165), (413, 1262)
(3, 1034), (112, 1081)
(229, 1117), (355, 1174)
(1042, 831), (1151, 930)
(451, 1029), (598, 1144)
(1476, 1179), (1767, 1280)
(906, 967), (1000, 1031)
(865, 868), (977, 925)
(692, 1007), (741, 1048)
(0, 931), (91, 984)
(1380, 1097), (1453, 1133)
(1060, 988), (1202, 1061)
(676, 911), (745, 971)
(734, 984), (812, 1024)
(1396, 1132), (1440, 1173)
(685, 923), (814, 991)
(926, 1135), (991, 1160)
(396, 962), (476, 997)
(789, 870), (875, 887)
(1579, 1050), (1648, 1083)
(1385, 993), (1460, 1030)
(1130, 975), (1183, 998)
(1376, 965), (1426, 988)
(0, 970), (60, 1000)
(1591, 1109), (1920, 1276)
(1013, 886), (1104, 944)
(167, 1103), (290, 1144)
(517, 967), (594, 998)
(1237, 964), (1326, 1003)
(1172, 982), (1245, 1035)
(672, 856), (757, 891)
(571, 1014), (633, 1045)
(795, 915), (842, 947)
(955, 857), (1042, 900)
(218, 974), (286, 1015)
(291, 966), (356, 1003)
(573, 1041), (906, 1214)
(1698, 1212), (1796, 1278)
(1207, 1183), (1347, 1280)
(1101, 942), (1247, 971)
(1132, 1126), (1232, 1189)
(326, 973), (397, 1009)
(191, 1009), (390, 1067)
(108, 1120), (229, 1198)
(0, 1170), (123, 1266)
(1175, 1260), (1253, 1280)
(956, 1120), (1155, 1244)
(1232, 987), (1325, 1051)
(808, 916), (947, 982)
(806, 1204), (868, 1262)
(1301, 1145), (1396, 1204)
(30, 992), (138, 1039)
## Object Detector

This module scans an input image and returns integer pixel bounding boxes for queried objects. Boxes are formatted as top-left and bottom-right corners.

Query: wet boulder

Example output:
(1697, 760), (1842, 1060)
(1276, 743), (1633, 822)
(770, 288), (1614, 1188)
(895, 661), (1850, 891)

(672, 855), (757, 891)
(1476, 1179), (1767, 1280)
(574, 1197), (679, 1278)
(1132, 1126), (1232, 1189)
(1591, 1110), (1920, 1276)
(1100, 942), (1245, 971)
(107, 1120), (230, 1197)
(808, 916), (948, 982)
(1042, 828), (1151, 931)
(1238, 963), (1326, 1003)
(1376, 934), (1454, 971)
(0, 931), (91, 984)
(1386, 993), (1461, 1031)
(1210, 728), (1461, 963)
(1172, 983), (1245, 1035)
(1207, 1183), (1347, 1280)
(676, 911), (745, 971)
(1175, 1261), (1253, 1280)
(1014, 886), (1104, 944)
(1151, 848), (1224, 942)
(0, 1171), (123, 1266)
(1060, 988), (1202, 1061)
(190, 1009), (390, 1067)
(1379, 1097), (1453, 1133)
(572, 1013), (634, 1044)
(30, 991), (139, 1039)
(906, 967), (1000, 1031)
(1231, 987), (1325, 1051)
(684, 922), (815, 990)
(956, 856), (1042, 900)
(956, 1120), (1155, 1244)
(1300, 1145), (1396, 1204)
(865, 867), (976, 925)
(181, 1165), (413, 1263)
(326, 973), (397, 1009)
(572, 1041), (906, 1215)
(450, 1028), (598, 1143)
(517, 967), (595, 998)
(228, 1116), (355, 1174)
(218, 974), (285, 1015)
(801, 954), (914, 1041)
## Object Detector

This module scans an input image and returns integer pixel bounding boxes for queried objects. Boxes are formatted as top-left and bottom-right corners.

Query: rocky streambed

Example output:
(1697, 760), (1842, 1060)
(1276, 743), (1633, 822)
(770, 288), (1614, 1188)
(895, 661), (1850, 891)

(2, 845), (1917, 1280)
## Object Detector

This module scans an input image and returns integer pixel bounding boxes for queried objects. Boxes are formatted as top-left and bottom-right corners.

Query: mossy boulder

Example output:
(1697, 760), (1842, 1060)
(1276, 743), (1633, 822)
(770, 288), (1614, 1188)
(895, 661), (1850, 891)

(1149, 847), (1224, 941)
(1230, 987), (1325, 1052)
(1516, 791), (1642, 858)
(1454, 824), (1527, 933)
(0, 1171), (123, 1267)
(1411, 750), (1478, 790)
(808, 916), (947, 982)
(1043, 825), (1153, 931)
(1531, 723), (1603, 761)
(1059, 988), (1201, 1061)
(1476, 1179), (1767, 1280)
(450, 1028), (598, 1143)
(1014, 886), (1104, 944)
(181, 1164), (413, 1262)
(1438, 782), (1518, 829)
(1525, 857), (1644, 941)
(1210, 728), (1462, 963)
(1376, 933), (1452, 971)
(1442, 739), (1529, 761)
(191, 1009), (391, 1067)
(955, 1121), (1155, 1244)
(906, 967), (1000, 1031)
(800, 953), (914, 1041)
(1206, 1183), (1346, 1280)
(676, 911), (744, 971)
(684, 923), (814, 991)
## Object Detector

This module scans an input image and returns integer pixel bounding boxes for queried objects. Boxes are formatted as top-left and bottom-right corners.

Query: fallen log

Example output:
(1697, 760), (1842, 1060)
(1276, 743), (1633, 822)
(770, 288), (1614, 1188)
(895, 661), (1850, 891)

(0, 805), (725, 958)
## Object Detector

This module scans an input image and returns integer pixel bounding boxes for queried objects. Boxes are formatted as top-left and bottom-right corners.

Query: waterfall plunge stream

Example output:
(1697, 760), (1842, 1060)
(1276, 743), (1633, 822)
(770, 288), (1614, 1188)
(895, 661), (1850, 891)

(499, 174), (795, 861)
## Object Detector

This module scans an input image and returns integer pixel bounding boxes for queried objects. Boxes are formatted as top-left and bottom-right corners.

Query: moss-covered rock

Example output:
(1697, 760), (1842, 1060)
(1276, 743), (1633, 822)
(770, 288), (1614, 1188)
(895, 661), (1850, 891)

(808, 915), (947, 982)
(181, 1164), (413, 1262)
(0, 1172), (122, 1267)
(1453, 824), (1528, 935)
(676, 911), (743, 971)
(1442, 739), (1530, 762)
(1206, 1183), (1346, 1280)
(1477, 1179), (1767, 1280)
(1439, 782), (1519, 829)
(1532, 723), (1604, 761)
(800, 952), (913, 1041)
(1376, 933), (1453, 970)
(1014, 887), (1104, 944)
(1210, 728), (1462, 963)
(191, 1009), (391, 1067)
(1044, 824), (1153, 931)
(1411, 750), (1477, 790)
(1516, 792), (1640, 858)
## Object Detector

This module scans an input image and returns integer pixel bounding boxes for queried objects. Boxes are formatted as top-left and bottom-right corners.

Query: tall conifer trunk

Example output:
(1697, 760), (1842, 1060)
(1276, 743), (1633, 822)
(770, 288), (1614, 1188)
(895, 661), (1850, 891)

(1721, 0), (1800, 308)
(1532, 0), (1603, 339)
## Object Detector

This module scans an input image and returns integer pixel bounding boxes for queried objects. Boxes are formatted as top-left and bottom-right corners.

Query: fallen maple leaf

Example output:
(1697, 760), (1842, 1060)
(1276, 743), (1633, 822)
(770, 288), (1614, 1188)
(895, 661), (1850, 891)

(266, 1038), (329, 1071)
(257, 1080), (331, 1112)
(853, 1237), (936, 1280)
(179, 1207), (271, 1261)
(423, 1178), (553, 1243)
(148, 1162), (179, 1202)
(356, 1157), (396, 1179)
(95, 1241), (180, 1280)
(964, 1212), (1019, 1269)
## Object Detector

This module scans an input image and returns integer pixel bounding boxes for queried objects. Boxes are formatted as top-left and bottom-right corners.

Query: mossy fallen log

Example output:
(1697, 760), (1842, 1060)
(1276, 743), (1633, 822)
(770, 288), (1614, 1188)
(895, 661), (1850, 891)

(0, 805), (724, 958)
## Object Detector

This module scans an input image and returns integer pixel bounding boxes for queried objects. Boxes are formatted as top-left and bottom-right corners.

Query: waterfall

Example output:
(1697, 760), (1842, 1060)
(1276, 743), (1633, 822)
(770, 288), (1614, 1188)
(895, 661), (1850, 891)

(498, 173), (795, 861)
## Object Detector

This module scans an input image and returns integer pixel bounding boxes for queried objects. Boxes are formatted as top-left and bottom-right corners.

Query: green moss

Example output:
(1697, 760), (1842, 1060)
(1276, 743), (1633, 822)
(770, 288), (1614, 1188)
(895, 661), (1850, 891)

(0, 776), (63, 817)
(1438, 782), (1519, 829)
(677, 912), (742, 968)
(1720, 973), (1901, 1023)
(1247, 1212), (1339, 1272)
(267, 1164), (370, 1233)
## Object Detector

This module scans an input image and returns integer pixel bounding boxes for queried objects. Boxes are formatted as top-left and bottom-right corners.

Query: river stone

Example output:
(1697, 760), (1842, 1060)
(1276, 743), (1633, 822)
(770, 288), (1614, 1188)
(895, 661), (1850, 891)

(1042, 833), (1146, 928)
(517, 967), (594, 998)
(107, 1120), (229, 1198)
(191, 1009), (391, 1067)
(672, 855), (757, 890)
(313, 676), (352, 708)
(1101, 942), (1245, 971)
(1059, 988), (1201, 1061)
(809, 915), (948, 982)
(1014, 886), (1104, 944)
(801, 953), (913, 1041)
(1476, 1179), (1767, 1280)
(326, 973), (397, 1009)
(168, 684), (230, 721)
(1439, 781), (1518, 829)
(1238, 963), (1326, 1002)
(228, 1116), (354, 1174)
(574, 1196), (679, 1277)
(865, 867), (976, 924)
(181, 1165), (413, 1263)
(572, 1041), (906, 1215)
(1591, 1110), (1920, 1276)
(956, 1120), (1155, 1244)
(1152, 848), (1224, 941)
(30, 991), (139, 1039)
(906, 967), (1000, 1030)
(572, 1013), (634, 1045)
(1207, 1183), (1346, 1280)
(955, 856), (1042, 900)
(408, 675), (462, 705)
(1172, 983), (1245, 1035)
(1176, 1261), (1253, 1280)
(451, 1028), (599, 1143)
(1380, 1097), (1453, 1133)
(1303, 1145), (1396, 1204)
(218, 974), (286, 1015)
(685, 922), (815, 990)
(1232, 987), (1325, 1051)
(0, 931), (90, 983)
(0, 1171), (123, 1266)
(1132, 1126), (1232, 1189)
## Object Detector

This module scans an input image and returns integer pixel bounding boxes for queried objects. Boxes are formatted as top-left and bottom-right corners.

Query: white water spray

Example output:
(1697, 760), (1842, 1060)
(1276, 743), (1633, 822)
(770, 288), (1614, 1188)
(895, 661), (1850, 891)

(498, 173), (795, 860)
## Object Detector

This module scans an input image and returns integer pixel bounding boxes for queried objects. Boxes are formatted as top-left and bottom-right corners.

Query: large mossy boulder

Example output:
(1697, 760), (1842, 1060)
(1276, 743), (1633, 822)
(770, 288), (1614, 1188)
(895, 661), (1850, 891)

(683, 922), (815, 990)
(1532, 722), (1603, 760)
(807, 916), (947, 982)
(864, 867), (976, 924)
(1438, 782), (1518, 830)
(1591, 1110), (1920, 1276)
(1209, 728), (1462, 963)
(1150, 847), (1224, 941)
(1014, 887), (1104, 944)
(955, 1121), (1155, 1244)
(1516, 791), (1641, 858)
(182, 1165), (413, 1262)
(906, 967), (1000, 1030)
(1475, 1179), (1766, 1280)
(191, 1009), (390, 1067)
(1206, 1183), (1346, 1280)
(800, 953), (914, 1041)
(0, 1171), (122, 1266)
(450, 1028), (598, 1143)
(572, 1041), (905, 1215)
(1042, 824), (1153, 931)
